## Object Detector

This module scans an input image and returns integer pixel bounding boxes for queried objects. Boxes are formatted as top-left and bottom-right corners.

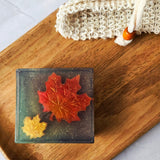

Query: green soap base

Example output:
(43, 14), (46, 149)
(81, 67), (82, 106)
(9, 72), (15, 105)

(15, 68), (94, 143)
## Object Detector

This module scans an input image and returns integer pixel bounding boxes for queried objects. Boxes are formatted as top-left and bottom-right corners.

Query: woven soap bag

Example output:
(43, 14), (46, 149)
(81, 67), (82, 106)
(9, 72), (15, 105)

(56, 0), (160, 46)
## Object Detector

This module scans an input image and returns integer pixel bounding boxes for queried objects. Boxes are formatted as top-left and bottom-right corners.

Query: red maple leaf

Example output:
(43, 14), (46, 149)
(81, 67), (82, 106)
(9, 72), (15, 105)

(37, 73), (92, 123)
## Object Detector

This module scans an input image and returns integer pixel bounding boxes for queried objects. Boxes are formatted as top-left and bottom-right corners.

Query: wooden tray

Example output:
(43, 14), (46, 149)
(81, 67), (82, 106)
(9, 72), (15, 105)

(0, 9), (160, 160)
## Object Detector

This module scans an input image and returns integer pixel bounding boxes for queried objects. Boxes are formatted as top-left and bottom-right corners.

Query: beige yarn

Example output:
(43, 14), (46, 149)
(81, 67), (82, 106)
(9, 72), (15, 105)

(55, 0), (160, 41)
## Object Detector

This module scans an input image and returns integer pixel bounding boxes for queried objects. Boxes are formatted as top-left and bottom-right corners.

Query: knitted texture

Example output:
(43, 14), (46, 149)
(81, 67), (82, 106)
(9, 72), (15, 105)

(55, 0), (160, 40)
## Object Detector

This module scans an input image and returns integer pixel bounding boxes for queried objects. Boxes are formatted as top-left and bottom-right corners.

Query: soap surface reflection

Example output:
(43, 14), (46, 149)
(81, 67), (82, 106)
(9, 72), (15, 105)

(15, 68), (94, 143)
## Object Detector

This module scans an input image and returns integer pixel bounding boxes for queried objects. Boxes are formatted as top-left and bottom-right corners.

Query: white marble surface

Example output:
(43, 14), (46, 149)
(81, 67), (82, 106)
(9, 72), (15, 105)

(0, 0), (160, 160)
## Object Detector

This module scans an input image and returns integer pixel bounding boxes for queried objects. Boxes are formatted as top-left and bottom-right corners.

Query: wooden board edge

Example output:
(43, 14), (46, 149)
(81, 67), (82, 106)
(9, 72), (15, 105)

(112, 116), (160, 159)
(0, 9), (58, 56)
(0, 146), (10, 160)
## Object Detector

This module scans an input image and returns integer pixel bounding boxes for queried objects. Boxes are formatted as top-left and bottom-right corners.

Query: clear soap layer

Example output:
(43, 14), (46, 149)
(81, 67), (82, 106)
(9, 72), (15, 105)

(15, 68), (94, 143)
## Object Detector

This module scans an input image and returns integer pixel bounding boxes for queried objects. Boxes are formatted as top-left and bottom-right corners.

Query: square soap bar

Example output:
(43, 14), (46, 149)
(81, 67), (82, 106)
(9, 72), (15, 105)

(15, 68), (94, 143)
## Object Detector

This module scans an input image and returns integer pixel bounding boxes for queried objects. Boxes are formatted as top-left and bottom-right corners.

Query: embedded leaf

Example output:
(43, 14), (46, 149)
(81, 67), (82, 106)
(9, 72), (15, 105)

(22, 115), (47, 139)
(38, 73), (92, 123)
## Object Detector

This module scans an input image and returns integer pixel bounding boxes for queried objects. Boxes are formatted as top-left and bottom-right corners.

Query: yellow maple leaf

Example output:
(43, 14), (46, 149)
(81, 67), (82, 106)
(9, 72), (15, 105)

(22, 115), (47, 139)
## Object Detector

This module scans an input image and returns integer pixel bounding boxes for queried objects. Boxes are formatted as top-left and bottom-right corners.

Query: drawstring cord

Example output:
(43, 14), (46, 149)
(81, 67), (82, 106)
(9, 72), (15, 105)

(115, 0), (147, 46)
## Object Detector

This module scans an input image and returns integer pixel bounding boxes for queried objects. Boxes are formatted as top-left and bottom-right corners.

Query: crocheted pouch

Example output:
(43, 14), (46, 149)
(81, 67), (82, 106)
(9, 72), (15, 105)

(56, 0), (160, 46)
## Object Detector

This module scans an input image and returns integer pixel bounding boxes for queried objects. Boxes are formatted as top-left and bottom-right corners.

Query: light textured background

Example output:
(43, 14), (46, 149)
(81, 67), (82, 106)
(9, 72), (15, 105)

(0, 0), (160, 159)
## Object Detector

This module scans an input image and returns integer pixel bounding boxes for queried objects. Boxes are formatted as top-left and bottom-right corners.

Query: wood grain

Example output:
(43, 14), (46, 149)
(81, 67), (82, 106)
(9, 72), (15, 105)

(0, 10), (160, 160)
